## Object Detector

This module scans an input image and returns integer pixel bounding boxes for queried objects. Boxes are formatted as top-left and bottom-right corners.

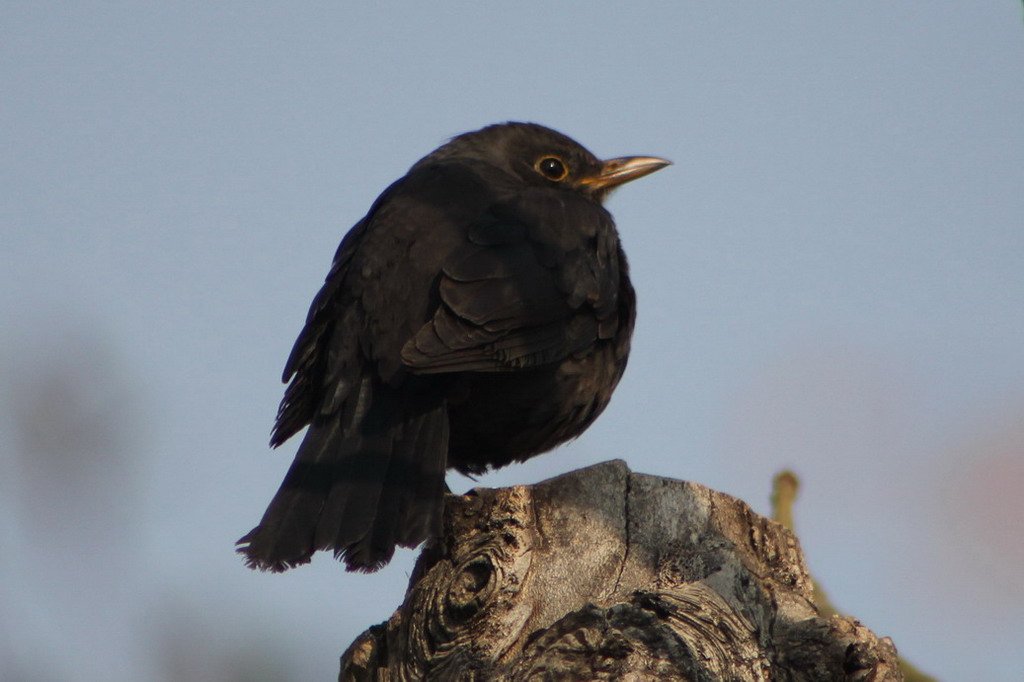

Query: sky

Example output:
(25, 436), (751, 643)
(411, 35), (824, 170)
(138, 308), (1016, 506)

(1, 2), (1022, 680)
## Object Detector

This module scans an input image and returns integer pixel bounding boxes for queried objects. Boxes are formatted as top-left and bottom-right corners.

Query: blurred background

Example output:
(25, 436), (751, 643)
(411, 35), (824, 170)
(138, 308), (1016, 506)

(2, 3), (1022, 680)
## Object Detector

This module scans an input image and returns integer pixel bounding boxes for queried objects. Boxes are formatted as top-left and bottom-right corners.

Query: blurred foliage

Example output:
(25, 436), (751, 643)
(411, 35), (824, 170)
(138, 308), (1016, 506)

(2, 328), (296, 682)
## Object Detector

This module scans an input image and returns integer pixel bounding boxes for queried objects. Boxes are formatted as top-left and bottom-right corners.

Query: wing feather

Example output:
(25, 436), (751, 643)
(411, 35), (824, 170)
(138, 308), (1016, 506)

(402, 191), (621, 373)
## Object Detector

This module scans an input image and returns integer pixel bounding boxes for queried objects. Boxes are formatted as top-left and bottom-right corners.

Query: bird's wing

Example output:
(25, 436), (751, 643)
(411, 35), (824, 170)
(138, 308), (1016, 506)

(272, 164), (624, 442)
(271, 164), (498, 445)
(401, 184), (623, 373)
(270, 214), (370, 446)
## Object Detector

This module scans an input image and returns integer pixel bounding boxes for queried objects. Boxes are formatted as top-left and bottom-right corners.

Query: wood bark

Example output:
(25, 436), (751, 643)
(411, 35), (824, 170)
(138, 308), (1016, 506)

(339, 460), (903, 681)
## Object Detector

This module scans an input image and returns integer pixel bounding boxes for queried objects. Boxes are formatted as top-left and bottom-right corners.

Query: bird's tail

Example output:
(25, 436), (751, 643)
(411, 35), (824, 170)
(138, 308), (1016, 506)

(237, 384), (449, 572)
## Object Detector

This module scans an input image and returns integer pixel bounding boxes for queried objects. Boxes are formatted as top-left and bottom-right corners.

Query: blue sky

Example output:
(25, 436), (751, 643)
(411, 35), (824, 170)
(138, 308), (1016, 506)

(2, 3), (1022, 680)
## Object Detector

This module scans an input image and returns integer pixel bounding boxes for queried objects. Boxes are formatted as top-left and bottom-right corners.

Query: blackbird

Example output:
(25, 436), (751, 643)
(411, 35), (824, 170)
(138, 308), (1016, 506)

(238, 122), (669, 572)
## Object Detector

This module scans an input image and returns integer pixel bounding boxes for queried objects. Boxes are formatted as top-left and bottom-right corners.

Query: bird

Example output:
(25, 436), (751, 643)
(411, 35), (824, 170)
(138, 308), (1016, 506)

(237, 122), (669, 572)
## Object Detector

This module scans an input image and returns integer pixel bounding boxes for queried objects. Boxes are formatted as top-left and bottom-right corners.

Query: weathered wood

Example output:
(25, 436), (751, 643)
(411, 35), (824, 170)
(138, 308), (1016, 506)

(340, 460), (903, 681)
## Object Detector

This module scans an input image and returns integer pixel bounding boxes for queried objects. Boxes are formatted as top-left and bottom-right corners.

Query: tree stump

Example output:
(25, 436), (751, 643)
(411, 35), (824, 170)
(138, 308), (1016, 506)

(339, 460), (903, 681)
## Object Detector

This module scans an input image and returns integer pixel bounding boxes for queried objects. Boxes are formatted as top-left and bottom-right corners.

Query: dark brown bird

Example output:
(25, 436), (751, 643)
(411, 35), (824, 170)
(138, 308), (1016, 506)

(238, 122), (669, 572)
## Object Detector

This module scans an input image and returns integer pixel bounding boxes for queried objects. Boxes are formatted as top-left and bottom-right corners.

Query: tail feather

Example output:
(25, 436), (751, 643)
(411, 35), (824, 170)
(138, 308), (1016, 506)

(315, 428), (393, 566)
(237, 422), (339, 571)
(395, 406), (448, 546)
(237, 384), (449, 572)
(329, 400), (449, 571)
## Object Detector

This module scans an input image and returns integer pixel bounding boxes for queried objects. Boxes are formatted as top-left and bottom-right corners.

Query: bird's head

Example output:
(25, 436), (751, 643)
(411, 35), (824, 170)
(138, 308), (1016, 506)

(421, 122), (670, 202)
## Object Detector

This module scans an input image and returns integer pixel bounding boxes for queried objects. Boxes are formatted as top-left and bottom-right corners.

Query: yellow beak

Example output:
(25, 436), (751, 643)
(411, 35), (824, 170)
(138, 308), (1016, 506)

(581, 156), (672, 191)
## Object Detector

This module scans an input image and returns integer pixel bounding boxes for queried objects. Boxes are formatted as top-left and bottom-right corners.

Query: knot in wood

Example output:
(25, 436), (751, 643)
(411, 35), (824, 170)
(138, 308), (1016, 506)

(443, 555), (497, 625)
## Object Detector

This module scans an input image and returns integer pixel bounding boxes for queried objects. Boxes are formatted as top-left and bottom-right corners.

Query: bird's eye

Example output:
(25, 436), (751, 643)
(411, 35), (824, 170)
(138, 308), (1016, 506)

(536, 156), (568, 181)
